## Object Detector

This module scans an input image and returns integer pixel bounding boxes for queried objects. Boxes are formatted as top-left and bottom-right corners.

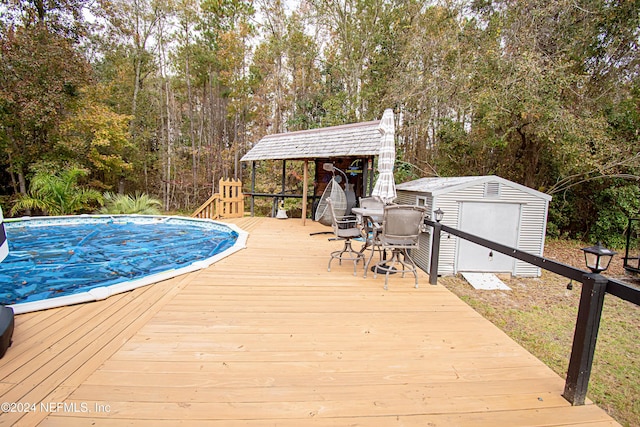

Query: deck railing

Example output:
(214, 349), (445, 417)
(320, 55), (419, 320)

(425, 218), (640, 406)
(192, 178), (245, 220)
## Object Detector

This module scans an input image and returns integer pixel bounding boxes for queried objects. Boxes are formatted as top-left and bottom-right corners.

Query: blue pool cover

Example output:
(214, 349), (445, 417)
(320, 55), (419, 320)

(0, 215), (246, 310)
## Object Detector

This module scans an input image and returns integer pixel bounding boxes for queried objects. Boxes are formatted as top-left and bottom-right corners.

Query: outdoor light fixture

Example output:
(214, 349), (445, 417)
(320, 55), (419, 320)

(581, 242), (617, 274)
(434, 208), (444, 223)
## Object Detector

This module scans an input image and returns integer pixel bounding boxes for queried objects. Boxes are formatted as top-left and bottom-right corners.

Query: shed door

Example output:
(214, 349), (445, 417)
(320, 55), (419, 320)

(456, 202), (520, 273)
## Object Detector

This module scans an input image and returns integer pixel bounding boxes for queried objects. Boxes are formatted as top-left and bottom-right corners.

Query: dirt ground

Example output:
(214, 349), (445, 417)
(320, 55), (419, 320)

(442, 239), (638, 314)
(544, 239), (629, 278)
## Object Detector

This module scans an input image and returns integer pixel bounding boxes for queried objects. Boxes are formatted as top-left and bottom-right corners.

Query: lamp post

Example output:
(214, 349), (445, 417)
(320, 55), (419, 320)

(581, 242), (617, 273)
(434, 208), (444, 223)
(564, 241), (616, 405)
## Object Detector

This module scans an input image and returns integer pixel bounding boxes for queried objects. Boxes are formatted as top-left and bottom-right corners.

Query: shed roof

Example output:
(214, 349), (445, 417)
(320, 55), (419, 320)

(240, 120), (382, 162)
(396, 175), (552, 201)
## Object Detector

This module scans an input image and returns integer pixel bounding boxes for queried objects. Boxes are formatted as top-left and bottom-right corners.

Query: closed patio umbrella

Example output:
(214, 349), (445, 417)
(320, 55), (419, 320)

(371, 109), (397, 204)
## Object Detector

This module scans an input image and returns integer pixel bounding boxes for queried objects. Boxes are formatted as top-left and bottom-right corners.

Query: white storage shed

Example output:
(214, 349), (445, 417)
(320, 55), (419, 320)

(395, 176), (552, 277)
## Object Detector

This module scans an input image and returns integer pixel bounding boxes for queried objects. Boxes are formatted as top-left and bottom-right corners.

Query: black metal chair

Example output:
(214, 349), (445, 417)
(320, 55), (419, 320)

(373, 205), (426, 290)
(327, 198), (364, 276)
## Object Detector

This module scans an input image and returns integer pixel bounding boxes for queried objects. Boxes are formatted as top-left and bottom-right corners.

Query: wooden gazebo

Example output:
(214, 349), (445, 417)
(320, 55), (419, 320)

(241, 120), (384, 224)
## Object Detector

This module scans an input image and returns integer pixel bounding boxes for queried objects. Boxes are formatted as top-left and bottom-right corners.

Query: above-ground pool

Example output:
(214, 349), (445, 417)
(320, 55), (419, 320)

(0, 215), (248, 314)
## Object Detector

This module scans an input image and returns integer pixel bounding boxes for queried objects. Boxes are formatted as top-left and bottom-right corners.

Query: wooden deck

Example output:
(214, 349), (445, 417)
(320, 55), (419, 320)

(0, 217), (619, 426)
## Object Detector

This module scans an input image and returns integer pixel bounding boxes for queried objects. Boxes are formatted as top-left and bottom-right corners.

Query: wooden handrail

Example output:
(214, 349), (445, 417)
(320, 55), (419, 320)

(192, 193), (220, 219)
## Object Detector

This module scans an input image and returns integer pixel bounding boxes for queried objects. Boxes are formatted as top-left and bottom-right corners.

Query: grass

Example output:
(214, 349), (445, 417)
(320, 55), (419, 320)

(440, 240), (640, 427)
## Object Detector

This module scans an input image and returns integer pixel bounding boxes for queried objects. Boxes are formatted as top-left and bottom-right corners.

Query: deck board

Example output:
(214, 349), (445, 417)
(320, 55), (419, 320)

(0, 217), (619, 426)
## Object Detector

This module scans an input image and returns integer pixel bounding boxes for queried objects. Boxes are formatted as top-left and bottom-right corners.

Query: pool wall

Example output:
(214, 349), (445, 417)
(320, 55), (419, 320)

(4, 215), (248, 314)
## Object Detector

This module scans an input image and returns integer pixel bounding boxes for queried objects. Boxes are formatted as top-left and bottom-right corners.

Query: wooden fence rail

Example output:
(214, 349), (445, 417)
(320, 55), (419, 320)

(192, 178), (244, 220)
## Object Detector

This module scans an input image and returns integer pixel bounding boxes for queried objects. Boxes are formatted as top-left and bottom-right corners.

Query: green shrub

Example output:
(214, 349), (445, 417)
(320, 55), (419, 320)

(11, 167), (103, 216)
(99, 192), (162, 215)
(589, 184), (640, 248)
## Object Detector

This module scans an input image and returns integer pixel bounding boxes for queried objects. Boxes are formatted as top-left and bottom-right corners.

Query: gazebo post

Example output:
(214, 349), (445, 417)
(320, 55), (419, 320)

(302, 160), (308, 225)
(251, 161), (256, 217)
(274, 160), (286, 217)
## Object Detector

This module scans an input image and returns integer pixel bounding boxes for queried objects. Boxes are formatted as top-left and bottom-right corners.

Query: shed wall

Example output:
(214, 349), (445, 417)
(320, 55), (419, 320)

(397, 179), (549, 277)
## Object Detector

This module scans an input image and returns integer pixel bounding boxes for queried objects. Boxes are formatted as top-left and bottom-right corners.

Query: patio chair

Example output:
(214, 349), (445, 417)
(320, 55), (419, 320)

(327, 197), (364, 276)
(373, 205), (426, 290)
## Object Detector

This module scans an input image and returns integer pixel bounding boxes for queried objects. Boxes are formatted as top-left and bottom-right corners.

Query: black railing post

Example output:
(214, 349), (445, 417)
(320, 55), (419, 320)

(429, 222), (442, 286)
(563, 273), (608, 405)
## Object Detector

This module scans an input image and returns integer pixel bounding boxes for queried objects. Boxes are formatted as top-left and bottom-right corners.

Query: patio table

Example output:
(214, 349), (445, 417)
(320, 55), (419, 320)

(352, 207), (384, 249)
(351, 207), (384, 224)
(352, 207), (387, 275)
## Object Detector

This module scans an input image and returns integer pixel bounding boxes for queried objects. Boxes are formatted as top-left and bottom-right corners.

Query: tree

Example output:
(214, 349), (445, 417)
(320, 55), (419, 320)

(0, 0), (88, 39)
(466, 0), (640, 191)
(284, 11), (324, 130)
(387, 3), (477, 175)
(253, 0), (289, 134)
(57, 86), (134, 190)
(454, 0), (640, 240)
(0, 25), (92, 194)
(94, 0), (167, 193)
(201, 0), (255, 182)
(175, 0), (200, 198)
(311, 0), (375, 121)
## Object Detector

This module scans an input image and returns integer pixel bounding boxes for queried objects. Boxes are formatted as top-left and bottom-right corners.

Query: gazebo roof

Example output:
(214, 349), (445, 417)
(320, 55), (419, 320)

(241, 120), (383, 162)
